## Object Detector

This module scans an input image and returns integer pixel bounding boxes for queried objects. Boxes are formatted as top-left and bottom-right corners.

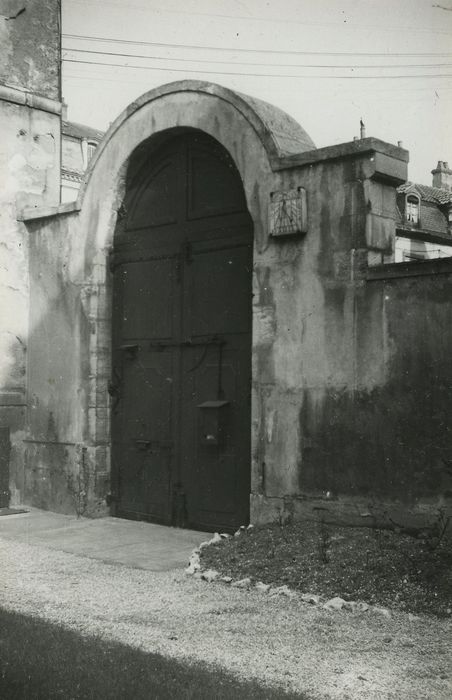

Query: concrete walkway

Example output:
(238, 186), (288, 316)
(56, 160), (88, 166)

(0, 508), (209, 571)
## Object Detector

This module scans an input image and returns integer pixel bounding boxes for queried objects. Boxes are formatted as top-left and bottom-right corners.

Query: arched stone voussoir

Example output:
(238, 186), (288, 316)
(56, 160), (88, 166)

(77, 80), (315, 215)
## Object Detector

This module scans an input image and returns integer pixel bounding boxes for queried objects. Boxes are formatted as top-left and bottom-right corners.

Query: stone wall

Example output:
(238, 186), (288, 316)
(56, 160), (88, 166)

(18, 81), (452, 526)
(0, 0), (61, 504)
(0, 0), (60, 100)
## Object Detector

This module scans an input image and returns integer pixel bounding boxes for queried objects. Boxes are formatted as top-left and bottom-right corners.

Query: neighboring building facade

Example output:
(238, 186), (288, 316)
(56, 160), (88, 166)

(61, 115), (103, 202)
(395, 162), (452, 263)
(1, 1), (452, 529)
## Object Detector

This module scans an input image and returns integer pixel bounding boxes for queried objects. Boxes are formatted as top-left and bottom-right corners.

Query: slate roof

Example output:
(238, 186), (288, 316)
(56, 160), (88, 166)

(62, 120), (104, 142)
(397, 182), (452, 205)
(396, 182), (451, 239)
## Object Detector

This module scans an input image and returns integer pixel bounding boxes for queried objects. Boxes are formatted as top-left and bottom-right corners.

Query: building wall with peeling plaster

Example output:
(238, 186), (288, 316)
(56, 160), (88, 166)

(0, 0), (61, 505)
(15, 80), (452, 527)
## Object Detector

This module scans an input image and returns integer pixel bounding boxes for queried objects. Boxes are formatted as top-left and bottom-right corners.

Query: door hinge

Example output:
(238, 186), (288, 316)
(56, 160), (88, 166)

(182, 240), (193, 264)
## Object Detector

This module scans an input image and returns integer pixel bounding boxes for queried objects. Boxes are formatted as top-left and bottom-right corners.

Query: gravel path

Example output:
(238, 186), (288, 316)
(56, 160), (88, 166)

(0, 536), (451, 699)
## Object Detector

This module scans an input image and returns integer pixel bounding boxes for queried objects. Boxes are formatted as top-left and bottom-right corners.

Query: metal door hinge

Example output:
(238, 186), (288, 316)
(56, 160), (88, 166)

(182, 240), (193, 264)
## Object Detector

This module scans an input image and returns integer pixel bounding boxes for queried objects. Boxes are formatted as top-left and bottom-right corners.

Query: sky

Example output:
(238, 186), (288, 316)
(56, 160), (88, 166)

(62, 0), (452, 185)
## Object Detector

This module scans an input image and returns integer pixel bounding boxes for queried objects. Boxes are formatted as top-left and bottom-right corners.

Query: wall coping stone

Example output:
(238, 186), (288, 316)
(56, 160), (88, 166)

(367, 256), (452, 280)
(276, 137), (409, 170)
(0, 83), (62, 116)
(18, 201), (80, 222)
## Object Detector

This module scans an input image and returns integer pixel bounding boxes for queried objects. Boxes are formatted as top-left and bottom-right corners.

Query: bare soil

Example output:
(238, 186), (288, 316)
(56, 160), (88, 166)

(200, 520), (452, 617)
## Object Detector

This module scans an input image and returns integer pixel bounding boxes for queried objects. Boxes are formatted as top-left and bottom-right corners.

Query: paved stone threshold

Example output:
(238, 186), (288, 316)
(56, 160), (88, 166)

(0, 508), (208, 571)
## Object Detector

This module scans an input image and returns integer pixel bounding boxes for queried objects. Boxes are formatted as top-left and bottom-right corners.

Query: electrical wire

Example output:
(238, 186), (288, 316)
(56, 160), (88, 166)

(62, 72), (452, 101)
(61, 46), (452, 70)
(62, 58), (452, 80)
(62, 33), (452, 59)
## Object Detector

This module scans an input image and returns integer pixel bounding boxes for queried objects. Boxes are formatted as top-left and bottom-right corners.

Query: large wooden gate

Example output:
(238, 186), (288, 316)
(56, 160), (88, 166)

(110, 132), (253, 531)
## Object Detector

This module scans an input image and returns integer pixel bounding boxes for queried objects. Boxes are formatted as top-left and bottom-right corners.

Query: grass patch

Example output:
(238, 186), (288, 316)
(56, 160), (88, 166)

(0, 608), (303, 699)
(200, 520), (452, 617)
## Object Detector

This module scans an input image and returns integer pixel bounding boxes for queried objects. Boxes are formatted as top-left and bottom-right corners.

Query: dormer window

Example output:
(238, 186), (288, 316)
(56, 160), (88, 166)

(406, 194), (420, 225)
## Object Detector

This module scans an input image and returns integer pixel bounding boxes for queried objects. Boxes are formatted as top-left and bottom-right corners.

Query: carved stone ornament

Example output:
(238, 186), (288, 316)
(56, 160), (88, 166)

(269, 187), (307, 238)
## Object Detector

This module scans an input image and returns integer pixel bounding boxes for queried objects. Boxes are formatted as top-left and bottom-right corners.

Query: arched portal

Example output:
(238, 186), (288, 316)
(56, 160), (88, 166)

(110, 130), (253, 531)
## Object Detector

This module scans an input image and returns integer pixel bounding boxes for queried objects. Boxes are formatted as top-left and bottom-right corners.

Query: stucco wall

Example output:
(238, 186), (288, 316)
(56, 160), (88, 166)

(21, 82), (451, 526)
(0, 0), (61, 505)
(250, 153), (405, 522)
(0, 0), (60, 101)
(24, 211), (104, 512)
(0, 101), (60, 503)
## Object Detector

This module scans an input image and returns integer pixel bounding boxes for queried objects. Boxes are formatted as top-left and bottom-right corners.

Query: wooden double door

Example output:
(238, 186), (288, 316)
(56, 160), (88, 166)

(110, 132), (253, 531)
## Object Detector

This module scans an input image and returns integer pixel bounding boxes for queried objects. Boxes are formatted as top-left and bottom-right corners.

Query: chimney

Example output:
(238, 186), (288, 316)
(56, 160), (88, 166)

(360, 119), (366, 139)
(432, 161), (452, 191)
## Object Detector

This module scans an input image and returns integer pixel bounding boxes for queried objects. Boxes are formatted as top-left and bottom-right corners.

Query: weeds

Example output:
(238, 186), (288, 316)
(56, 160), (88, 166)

(317, 516), (331, 565)
(66, 446), (90, 518)
(425, 507), (451, 551)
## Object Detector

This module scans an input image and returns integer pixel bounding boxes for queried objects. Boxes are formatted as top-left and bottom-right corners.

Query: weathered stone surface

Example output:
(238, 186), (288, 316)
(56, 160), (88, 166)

(0, 0), (61, 100)
(324, 597), (347, 611)
(255, 581), (270, 593)
(343, 601), (370, 613)
(185, 551), (201, 575)
(209, 533), (222, 545)
(301, 593), (320, 605)
(201, 569), (219, 583)
(270, 585), (296, 598)
(231, 578), (251, 589)
(0, 2), (61, 509)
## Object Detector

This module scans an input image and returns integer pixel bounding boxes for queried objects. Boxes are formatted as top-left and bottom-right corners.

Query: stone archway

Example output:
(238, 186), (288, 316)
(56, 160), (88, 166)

(71, 82), (314, 524)
(20, 80), (316, 521)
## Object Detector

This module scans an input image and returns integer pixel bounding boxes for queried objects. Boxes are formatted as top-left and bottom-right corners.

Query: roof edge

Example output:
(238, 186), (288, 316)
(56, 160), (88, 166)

(276, 137), (409, 170)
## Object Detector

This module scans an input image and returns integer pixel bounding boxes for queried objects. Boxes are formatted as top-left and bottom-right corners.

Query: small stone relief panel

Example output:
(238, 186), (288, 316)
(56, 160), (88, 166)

(269, 187), (307, 238)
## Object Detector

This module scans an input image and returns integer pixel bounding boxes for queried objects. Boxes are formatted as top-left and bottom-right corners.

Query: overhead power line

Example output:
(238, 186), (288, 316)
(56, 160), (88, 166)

(62, 70), (452, 94)
(61, 46), (452, 70)
(63, 57), (452, 80)
(62, 33), (452, 59)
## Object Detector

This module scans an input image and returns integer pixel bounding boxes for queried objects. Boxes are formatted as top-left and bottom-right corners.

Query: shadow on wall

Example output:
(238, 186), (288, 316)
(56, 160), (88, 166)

(300, 272), (452, 505)
(300, 382), (452, 501)
(4, 207), (112, 516)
